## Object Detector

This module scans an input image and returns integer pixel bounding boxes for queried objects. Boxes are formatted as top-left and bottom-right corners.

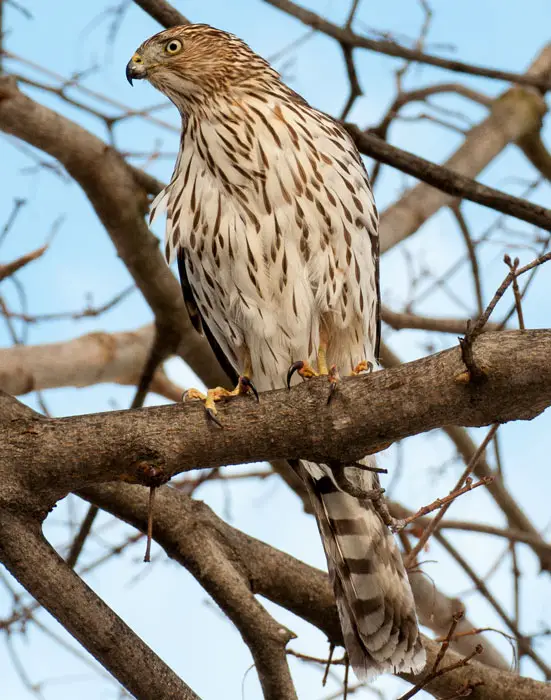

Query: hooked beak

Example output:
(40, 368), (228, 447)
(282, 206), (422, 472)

(126, 54), (147, 86)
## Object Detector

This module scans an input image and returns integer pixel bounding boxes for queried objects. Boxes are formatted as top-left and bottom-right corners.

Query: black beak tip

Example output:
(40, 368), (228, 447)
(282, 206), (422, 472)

(125, 63), (134, 87)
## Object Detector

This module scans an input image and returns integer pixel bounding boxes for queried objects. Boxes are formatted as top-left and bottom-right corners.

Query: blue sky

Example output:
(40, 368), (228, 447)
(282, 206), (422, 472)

(1, 1), (551, 698)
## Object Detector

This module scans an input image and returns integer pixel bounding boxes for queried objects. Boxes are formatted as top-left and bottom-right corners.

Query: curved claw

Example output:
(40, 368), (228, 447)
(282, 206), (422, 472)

(205, 406), (223, 428)
(287, 360), (305, 389)
(327, 382), (338, 405)
(239, 375), (259, 402)
(327, 365), (340, 405)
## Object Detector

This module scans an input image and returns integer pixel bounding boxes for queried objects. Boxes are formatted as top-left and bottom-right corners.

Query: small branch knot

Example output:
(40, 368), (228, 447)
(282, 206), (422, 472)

(134, 460), (170, 488)
(457, 325), (488, 384)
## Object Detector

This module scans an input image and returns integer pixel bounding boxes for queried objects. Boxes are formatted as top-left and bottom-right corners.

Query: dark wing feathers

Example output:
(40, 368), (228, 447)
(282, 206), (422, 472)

(176, 247), (239, 385)
(177, 247), (203, 334)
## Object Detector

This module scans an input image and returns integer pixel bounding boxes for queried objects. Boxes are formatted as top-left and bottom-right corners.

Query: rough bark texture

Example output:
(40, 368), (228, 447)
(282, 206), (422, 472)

(1, 330), (549, 509)
(0, 510), (200, 700)
(77, 482), (550, 700)
(0, 325), (181, 400)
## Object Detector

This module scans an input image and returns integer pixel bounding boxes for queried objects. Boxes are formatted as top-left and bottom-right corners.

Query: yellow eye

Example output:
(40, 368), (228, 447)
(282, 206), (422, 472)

(165, 39), (183, 55)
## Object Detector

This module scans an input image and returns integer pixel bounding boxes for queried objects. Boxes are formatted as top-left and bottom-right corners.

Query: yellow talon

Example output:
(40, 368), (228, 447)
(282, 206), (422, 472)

(183, 376), (258, 421)
(352, 360), (373, 375)
(183, 388), (207, 402)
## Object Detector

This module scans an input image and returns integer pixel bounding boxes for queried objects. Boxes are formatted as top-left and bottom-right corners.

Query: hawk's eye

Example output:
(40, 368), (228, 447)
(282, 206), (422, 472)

(165, 39), (183, 55)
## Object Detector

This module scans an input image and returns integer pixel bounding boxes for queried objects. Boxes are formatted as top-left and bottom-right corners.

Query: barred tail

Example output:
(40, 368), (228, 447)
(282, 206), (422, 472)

(297, 458), (425, 679)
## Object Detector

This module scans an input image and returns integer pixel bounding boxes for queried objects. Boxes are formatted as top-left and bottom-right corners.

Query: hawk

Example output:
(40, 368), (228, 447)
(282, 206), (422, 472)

(127, 24), (425, 679)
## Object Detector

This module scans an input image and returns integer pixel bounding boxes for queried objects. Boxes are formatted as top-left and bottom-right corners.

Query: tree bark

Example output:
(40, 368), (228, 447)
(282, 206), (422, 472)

(1, 331), (549, 509)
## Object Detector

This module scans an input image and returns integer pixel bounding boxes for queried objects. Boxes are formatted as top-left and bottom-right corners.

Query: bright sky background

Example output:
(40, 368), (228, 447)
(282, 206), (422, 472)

(1, 1), (551, 699)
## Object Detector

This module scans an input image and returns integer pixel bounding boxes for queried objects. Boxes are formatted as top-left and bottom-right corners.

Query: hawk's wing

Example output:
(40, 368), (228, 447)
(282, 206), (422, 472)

(176, 248), (239, 385)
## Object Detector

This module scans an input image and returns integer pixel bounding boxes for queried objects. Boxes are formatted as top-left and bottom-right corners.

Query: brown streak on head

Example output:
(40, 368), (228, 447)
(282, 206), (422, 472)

(135, 24), (280, 112)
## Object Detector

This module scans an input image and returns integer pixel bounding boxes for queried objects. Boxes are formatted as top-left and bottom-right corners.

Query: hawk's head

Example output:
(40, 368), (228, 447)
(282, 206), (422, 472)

(126, 24), (276, 111)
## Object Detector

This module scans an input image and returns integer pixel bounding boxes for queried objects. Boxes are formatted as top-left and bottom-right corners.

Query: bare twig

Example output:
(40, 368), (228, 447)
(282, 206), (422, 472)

(450, 204), (484, 315)
(503, 255), (526, 329)
(457, 252), (551, 382)
(469, 252), (551, 339)
(264, 0), (551, 90)
(436, 532), (551, 678)
(405, 425), (499, 568)
(0, 243), (48, 282)
(0, 197), (25, 247)
(397, 612), (483, 700)
(395, 476), (494, 533)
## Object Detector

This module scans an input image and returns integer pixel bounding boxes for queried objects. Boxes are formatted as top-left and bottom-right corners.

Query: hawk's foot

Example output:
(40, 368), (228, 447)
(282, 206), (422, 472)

(286, 360), (320, 387)
(286, 343), (332, 388)
(183, 376), (258, 427)
(327, 360), (373, 404)
(352, 360), (373, 375)
(287, 348), (371, 402)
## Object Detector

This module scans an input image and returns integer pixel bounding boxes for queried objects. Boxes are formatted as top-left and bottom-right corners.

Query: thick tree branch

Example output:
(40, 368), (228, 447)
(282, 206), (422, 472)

(80, 487), (298, 699)
(0, 75), (228, 390)
(0, 310), (499, 394)
(517, 128), (551, 182)
(0, 324), (182, 401)
(1, 330), (550, 508)
(0, 509), (199, 700)
(374, 43), (551, 252)
(77, 481), (546, 699)
(132, 0), (190, 27)
(0, 77), (178, 336)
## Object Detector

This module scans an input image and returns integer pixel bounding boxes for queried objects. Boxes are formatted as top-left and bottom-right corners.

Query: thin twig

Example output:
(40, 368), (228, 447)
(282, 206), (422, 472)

(144, 486), (156, 563)
(470, 252), (551, 339)
(395, 476), (493, 533)
(398, 611), (482, 700)
(264, 0), (551, 90)
(405, 425), (498, 568)
(457, 251), (551, 382)
(0, 197), (25, 247)
(436, 532), (551, 677)
(450, 204), (484, 315)
(503, 255), (525, 329)
(0, 244), (49, 283)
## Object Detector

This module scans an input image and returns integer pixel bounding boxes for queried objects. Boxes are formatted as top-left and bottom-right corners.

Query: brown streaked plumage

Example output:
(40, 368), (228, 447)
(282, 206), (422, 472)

(127, 24), (425, 679)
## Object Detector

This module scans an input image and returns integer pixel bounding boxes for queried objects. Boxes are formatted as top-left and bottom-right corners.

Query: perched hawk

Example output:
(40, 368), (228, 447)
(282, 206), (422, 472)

(127, 24), (424, 679)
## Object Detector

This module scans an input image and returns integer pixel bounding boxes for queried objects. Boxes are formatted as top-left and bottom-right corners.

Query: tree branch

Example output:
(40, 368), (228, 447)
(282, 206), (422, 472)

(0, 75), (229, 390)
(443, 424), (551, 571)
(77, 481), (548, 699)
(347, 122), (551, 245)
(264, 0), (551, 91)
(0, 243), (48, 282)
(0, 324), (182, 401)
(373, 42), (551, 252)
(1, 330), (550, 507)
(381, 341), (551, 572)
(0, 509), (199, 699)
(132, 0), (190, 27)
(382, 307), (499, 334)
